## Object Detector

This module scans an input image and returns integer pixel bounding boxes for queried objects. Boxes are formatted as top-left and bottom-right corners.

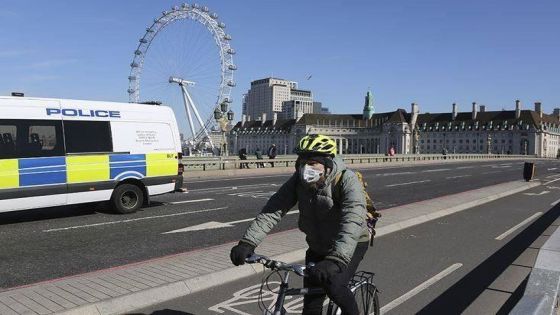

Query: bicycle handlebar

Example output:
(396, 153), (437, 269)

(245, 253), (314, 277)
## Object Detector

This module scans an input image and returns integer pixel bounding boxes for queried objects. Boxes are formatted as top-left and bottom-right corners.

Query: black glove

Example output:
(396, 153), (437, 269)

(308, 259), (345, 285)
(230, 241), (255, 266)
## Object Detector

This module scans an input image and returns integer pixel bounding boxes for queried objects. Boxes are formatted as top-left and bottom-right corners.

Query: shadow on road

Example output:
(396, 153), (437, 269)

(0, 200), (168, 225)
(127, 310), (195, 315)
(418, 204), (560, 315)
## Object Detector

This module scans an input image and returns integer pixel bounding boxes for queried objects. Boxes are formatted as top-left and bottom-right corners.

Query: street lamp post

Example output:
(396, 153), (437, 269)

(214, 102), (234, 156)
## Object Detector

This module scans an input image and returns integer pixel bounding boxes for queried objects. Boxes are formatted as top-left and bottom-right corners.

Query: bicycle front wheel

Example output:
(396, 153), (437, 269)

(329, 282), (380, 315)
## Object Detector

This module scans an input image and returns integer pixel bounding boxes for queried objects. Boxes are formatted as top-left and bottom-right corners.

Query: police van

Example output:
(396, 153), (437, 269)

(0, 95), (184, 214)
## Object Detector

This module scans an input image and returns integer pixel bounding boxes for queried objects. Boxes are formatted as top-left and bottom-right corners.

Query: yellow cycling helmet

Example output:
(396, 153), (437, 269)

(296, 134), (337, 156)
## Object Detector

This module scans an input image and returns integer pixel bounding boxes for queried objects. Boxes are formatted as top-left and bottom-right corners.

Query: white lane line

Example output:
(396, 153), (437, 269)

(380, 263), (463, 314)
(495, 212), (543, 241)
(543, 177), (560, 186)
(456, 166), (474, 169)
(551, 198), (560, 206)
(186, 174), (290, 183)
(187, 183), (276, 193)
(169, 198), (214, 204)
(43, 207), (228, 233)
(163, 210), (300, 234)
(375, 171), (416, 177)
(422, 168), (452, 173)
(482, 171), (502, 175)
(446, 175), (472, 180)
(548, 168), (558, 171)
(385, 180), (431, 187)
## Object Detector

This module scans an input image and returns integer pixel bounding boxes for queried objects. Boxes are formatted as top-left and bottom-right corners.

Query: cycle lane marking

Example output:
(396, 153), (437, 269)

(42, 207), (228, 232)
(380, 263), (463, 314)
(494, 212), (543, 241)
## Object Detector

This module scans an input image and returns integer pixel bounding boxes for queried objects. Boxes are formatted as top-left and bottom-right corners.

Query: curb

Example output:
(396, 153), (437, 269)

(511, 222), (560, 315)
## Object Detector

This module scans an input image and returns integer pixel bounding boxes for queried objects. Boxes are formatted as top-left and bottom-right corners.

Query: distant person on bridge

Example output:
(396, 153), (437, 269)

(255, 147), (265, 168)
(238, 148), (249, 169)
(267, 144), (277, 167)
(230, 134), (370, 315)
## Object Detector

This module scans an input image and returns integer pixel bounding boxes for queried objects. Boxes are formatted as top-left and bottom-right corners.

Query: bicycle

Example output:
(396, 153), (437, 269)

(246, 253), (380, 315)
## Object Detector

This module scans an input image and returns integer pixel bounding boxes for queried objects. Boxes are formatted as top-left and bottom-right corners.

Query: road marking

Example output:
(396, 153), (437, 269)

(551, 198), (560, 206)
(456, 166), (474, 169)
(169, 198), (214, 204)
(422, 168), (451, 173)
(163, 210), (300, 234)
(543, 178), (560, 186)
(187, 174), (290, 184)
(495, 212), (543, 240)
(482, 171), (502, 175)
(523, 191), (550, 196)
(187, 183), (277, 193)
(546, 186), (560, 190)
(385, 180), (431, 187)
(446, 175), (472, 179)
(43, 207), (228, 233)
(380, 263), (463, 314)
(375, 171), (416, 177)
(548, 168), (558, 171)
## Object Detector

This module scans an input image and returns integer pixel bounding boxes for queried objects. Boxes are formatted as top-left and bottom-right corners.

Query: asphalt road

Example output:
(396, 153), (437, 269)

(0, 159), (558, 290)
(138, 169), (560, 315)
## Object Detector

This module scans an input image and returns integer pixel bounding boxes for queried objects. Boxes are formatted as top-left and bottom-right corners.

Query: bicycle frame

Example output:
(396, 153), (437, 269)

(269, 269), (327, 315)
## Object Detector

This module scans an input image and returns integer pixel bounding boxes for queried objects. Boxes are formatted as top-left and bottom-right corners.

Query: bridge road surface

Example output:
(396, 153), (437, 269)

(0, 159), (557, 291)
(138, 165), (560, 315)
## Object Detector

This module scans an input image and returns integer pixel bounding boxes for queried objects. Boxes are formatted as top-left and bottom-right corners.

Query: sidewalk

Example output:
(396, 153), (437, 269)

(0, 180), (540, 315)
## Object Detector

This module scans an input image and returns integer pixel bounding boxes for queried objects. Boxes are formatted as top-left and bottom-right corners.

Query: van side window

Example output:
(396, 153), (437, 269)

(64, 121), (113, 153)
(0, 119), (64, 159)
(0, 123), (17, 159)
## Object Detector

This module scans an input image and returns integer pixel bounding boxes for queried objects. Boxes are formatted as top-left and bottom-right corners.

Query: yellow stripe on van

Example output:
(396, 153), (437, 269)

(0, 159), (19, 189)
(146, 152), (177, 177)
(67, 155), (110, 184)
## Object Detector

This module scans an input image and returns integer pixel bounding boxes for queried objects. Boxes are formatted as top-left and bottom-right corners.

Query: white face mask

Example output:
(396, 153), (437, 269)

(301, 165), (324, 183)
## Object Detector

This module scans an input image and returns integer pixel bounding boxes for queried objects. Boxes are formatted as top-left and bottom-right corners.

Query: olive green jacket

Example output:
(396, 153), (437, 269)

(241, 157), (369, 265)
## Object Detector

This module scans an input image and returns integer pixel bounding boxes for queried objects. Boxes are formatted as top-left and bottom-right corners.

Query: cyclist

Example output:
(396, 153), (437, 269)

(230, 134), (370, 315)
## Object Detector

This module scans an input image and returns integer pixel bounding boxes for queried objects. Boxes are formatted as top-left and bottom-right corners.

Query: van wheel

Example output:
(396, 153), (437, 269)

(111, 184), (144, 214)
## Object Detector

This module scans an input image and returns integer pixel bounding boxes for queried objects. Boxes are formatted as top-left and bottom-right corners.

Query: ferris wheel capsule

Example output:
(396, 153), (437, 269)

(226, 48), (236, 55)
(182, 3), (189, 8)
(202, 6), (209, 12)
(223, 34), (232, 40)
(192, 3), (200, 9)
(218, 22), (226, 28)
(210, 13), (218, 19)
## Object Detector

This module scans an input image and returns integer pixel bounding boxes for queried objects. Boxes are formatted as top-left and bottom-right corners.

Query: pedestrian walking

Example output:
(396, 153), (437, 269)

(238, 148), (249, 169)
(267, 144), (277, 167)
(255, 147), (265, 168)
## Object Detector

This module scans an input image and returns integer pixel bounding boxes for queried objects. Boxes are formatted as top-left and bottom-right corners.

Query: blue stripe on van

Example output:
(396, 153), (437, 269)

(109, 154), (146, 180)
(19, 157), (67, 186)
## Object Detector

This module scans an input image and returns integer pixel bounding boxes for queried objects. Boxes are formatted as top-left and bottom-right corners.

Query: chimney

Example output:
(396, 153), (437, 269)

(262, 112), (267, 122)
(452, 103), (458, 120)
(515, 100), (521, 119)
(472, 102), (478, 120)
(273, 112), (278, 125)
(411, 102), (419, 115)
(534, 101), (542, 115)
(480, 105), (486, 113)
(553, 108), (560, 121)
(242, 114), (246, 126)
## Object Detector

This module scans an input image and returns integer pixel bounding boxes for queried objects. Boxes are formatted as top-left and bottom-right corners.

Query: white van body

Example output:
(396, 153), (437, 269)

(0, 96), (183, 213)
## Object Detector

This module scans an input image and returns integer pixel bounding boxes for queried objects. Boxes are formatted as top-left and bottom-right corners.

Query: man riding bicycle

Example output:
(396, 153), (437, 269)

(230, 134), (370, 315)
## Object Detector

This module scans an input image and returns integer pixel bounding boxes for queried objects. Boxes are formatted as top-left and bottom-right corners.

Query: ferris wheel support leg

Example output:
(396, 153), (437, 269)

(183, 87), (215, 149)
(180, 85), (198, 143)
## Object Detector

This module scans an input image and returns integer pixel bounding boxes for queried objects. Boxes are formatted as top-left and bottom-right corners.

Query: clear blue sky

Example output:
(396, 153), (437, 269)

(1, 0), (559, 120)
